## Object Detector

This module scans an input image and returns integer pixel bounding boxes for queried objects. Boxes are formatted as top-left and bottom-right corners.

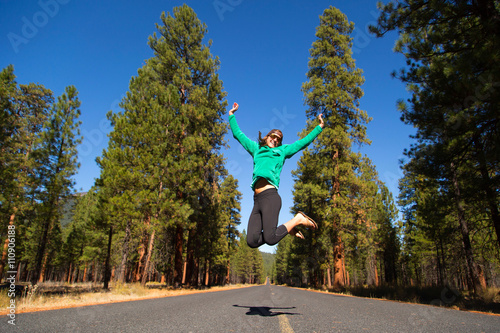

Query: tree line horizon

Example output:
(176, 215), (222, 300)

(1, 1), (498, 293)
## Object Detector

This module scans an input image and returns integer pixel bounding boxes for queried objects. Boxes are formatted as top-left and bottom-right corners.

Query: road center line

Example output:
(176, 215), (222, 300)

(279, 315), (294, 333)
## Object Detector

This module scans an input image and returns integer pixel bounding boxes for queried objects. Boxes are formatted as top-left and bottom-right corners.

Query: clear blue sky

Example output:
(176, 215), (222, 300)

(1, 0), (413, 253)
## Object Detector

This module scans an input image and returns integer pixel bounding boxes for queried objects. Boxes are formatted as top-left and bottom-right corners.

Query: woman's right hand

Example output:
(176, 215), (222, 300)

(229, 102), (239, 115)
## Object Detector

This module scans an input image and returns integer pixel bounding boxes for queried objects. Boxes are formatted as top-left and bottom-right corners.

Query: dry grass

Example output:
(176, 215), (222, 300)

(340, 285), (500, 314)
(480, 287), (500, 304)
(0, 282), (251, 315)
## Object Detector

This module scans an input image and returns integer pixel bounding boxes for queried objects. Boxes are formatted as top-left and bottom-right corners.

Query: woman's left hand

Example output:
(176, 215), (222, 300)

(229, 102), (239, 115)
(318, 113), (324, 128)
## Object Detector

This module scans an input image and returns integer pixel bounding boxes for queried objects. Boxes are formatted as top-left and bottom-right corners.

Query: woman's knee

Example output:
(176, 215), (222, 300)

(262, 232), (280, 246)
(262, 225), (287, 246)
(263, 238), (279, 246)
(247, 233), (262, 248)
(247, 238), (260, 248)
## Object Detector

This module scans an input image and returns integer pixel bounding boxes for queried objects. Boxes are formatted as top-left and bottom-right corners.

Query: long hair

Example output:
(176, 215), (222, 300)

(258, 129), (283, 147)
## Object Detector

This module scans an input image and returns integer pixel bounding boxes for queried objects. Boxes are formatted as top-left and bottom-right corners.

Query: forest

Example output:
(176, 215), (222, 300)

(1, 1), (499, 298)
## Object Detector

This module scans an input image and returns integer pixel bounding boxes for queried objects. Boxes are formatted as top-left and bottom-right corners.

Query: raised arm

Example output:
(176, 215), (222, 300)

(228, 103), (258, 155)
(283, 113), (324, 158)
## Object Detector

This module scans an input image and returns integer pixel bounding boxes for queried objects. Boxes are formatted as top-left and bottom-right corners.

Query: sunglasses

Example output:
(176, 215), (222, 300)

(269, 133), (282, 142)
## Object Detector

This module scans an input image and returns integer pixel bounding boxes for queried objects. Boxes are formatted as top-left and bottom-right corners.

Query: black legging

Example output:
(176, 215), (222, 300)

(247, 188), (288, 248)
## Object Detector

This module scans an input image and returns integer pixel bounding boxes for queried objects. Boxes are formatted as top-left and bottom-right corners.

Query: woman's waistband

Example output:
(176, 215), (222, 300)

(253, 187), (278, 199)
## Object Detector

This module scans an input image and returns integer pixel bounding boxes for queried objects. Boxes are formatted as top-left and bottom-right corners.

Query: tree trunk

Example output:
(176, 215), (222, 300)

(67, 263), (72, 283)
(38, 221), (55, 283)
(439, 239), (447, 285)
(83, 263), (88, 283)
(173, 225), (184, 286)
(103, 226), (113, 289)
(141, 229), (156, 286)
(134, 236), (147, 282)
(205, 259), (210, 286)
(93, 261), (99, 284)
(332, 242), (345, 290)
(118, 219), (132, 283)
(193, 256), (200, 286)
(71, 267), (77, 283)
(33, 218), (52, 284)
(226, 261), (230, 285)
(477, 264), (487, 289)
(331, 149), (345, 290)
(184, 228), (195, 286)
(451, 162), (483, 293)
(182, 260), (187, 284)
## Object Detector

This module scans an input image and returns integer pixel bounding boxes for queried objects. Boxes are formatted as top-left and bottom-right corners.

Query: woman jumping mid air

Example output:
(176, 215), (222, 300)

(229, 102), (324, 248)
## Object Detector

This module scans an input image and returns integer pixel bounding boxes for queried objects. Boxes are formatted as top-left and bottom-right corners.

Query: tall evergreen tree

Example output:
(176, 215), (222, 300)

(371, 0), (500, 292)
(373, 183), (400, 285)
(98, 79), (187, 284)
(98, 5), (230, 286)
(0, 66), (53, 278)
(147, 4), (228, 286)
(32, 85), (82, 283)
(291, 6), (371, 289)
(213, 175), (241, 285)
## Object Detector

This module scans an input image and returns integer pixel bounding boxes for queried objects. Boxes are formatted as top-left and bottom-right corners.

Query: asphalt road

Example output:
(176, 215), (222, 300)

(2, 283), (499, 332)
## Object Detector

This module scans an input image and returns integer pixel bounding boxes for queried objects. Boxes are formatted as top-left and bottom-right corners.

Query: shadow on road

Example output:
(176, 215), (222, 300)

(233, 304), (301, 317)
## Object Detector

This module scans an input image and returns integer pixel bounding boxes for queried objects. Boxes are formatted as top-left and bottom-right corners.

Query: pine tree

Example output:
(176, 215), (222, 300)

(274, 235), (292, 285)
(147, 4), (228, 286)
(230, 231), (249, 283)
(98, 5), (230, 286)
(228, 231), (265, 284)
(371, 0), (500, 292)
(31, 85), (82, 283)
(373, 183), (400, 285)
(252, 250), (265, 284)
(214, 175), (241, 285)
(292, 6), (371, 289)
(0, 66), (54, 279)
(98, 80), (187, 284)
(398, 154), (491, 289)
